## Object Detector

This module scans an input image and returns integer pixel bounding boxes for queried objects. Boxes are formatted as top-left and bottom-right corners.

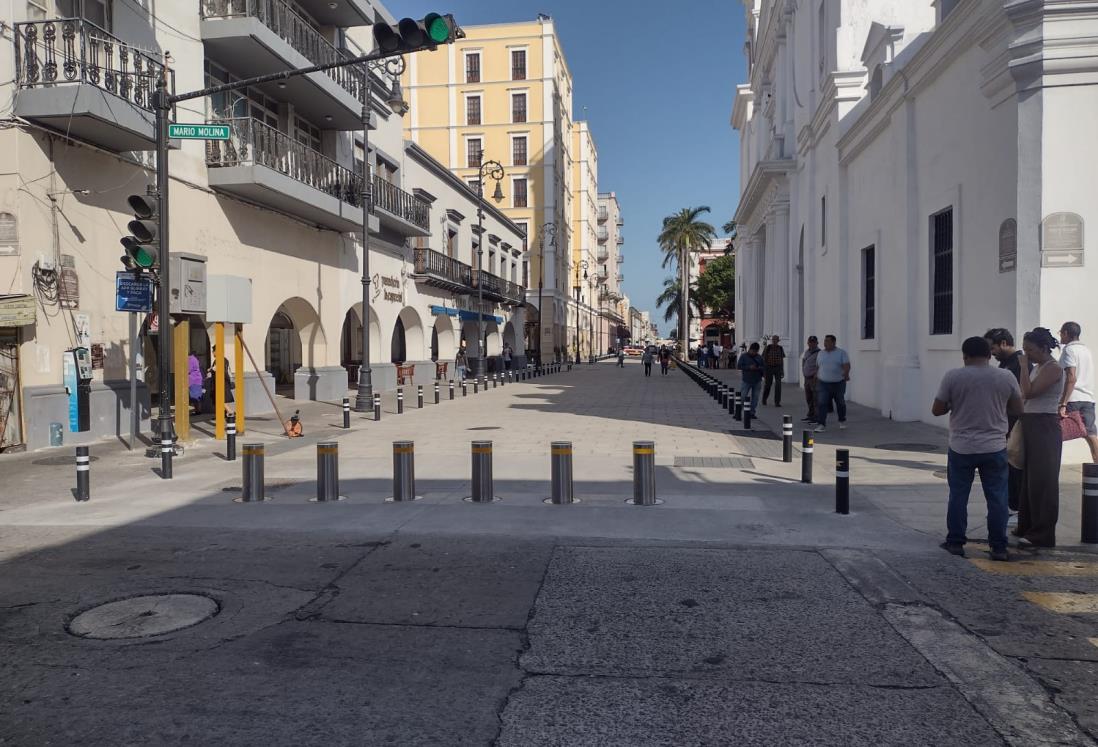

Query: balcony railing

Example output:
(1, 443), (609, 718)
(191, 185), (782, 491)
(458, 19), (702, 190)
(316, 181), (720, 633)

(597, 227), (609, 242)
(413, 248), (474, 290)
(617, 235), (624, 245)
(207, 117), (362, 205)
(597, 248), (609, 263)
(617, 255), (625, 263)
(597, 206), (608, 222)
(14, 18), (173, 112)
(373, 175), (430, 233)
(200, 0), (365, 103)
(475, 271), (525, 306)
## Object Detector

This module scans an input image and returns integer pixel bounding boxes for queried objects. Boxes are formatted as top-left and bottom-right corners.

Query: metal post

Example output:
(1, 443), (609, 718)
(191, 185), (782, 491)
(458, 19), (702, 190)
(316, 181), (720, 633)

(342, 397), (351, 429)
(241, 443), (264, 502)
(549, 441), (574, 505)
(159, 425), (174, 479)
(373, 392), (381, 421)
(397, 387), (404, 414)
(728, 388), (736, 415)
(836, 449), (850, 515)
(417, 384), (423, 409)
(316, 442), (339, 502)
(154, 76), (173, 480)
(1082, 464), (1098, 544)
(470, 440), (495, 503)
(801, 431), (813, 484)
(354, 99), (374, 413)
(391, 440), (417, 502)
(128, 311), (138, 450)
(434, 382), (439, 405)
(226, 420), (237, 462)
(449, 380), (455, 400)
(782, 415), (794, 463)
(744, 403), (753, 430)
(473, 379), (479, 394)
(734, 392), (743, 420)
(461, 380), (468, 397)
(74, 446), (90, 502)
(631, 441), (657, 506)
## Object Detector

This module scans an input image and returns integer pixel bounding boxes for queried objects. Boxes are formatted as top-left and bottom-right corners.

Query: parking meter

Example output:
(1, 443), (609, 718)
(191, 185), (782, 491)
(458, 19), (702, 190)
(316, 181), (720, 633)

(66, 347), (93, 432)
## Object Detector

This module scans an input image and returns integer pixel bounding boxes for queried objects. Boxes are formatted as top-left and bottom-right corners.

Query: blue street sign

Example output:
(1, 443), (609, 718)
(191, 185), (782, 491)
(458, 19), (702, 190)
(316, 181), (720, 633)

(116, 272), (153, 313)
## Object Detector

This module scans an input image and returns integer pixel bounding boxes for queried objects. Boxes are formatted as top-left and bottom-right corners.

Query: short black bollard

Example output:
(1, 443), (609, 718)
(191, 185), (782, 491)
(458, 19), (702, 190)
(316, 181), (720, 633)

(449, 380), (455, 400)
(1082, 464), (1098, 544)
(342, 397), (351, 429)
(159, 418), (174, 480)
(631, 441), (657, 506)
(226, 421), (237, 461)
(470, 441), (495, 502)
(417, 385), (424, 409)
(241, 443), (265, 502)
(462, 380), (468, 397)
(434, 382), (440, 405)
(744, 404), (753, 430)
(549, 441), (575, 505)
(734, 392), (744, 420)
(391, 441), (418, 502)
(493, 373), (498, 389)
(801, 431), (814, 484)
(728, 389), (736, 415)
(473, 379), (479, 394)
(836, 449), (850, 515)
(397, 388), (404, 414)
(74, 446), (90, 502)
(316, 442), (340, 502)
(782, 415), (794, 463)
(374, 392), (382, 421)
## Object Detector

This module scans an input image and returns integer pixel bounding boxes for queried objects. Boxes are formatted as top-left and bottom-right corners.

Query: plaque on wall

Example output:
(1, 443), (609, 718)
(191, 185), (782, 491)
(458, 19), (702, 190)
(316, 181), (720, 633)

(1042, 213), (1083, 251)
(998, 219), (1017, 273)
(58, 267), (79, 309)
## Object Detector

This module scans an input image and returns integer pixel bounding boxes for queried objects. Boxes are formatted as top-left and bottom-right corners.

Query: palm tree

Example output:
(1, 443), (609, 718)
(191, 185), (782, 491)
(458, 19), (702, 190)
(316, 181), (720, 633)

(656, 276), (701, 328)
(658, 207), (716, 346)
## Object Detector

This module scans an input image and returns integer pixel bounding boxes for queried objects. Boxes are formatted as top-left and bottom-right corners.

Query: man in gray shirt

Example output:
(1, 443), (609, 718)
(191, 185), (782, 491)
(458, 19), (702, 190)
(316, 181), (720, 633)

(932, 336), (1023, 561)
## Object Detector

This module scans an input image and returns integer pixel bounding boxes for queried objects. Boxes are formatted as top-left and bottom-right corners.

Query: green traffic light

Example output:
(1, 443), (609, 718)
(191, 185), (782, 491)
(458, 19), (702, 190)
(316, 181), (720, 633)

(132, 247), (156, 269)
(426, 14), (450, 43)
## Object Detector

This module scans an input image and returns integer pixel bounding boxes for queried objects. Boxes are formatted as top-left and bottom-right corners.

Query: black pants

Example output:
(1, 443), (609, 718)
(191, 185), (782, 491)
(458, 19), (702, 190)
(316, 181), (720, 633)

(1017, 413), (1062, 546)
(762, 368), (783, 405)
(644, 362), (652, 377)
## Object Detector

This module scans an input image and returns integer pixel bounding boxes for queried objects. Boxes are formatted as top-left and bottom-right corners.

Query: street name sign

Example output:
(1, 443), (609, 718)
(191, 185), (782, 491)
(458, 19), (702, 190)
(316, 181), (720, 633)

(116, 272), (154, 313)
(168, 123), (230, 141)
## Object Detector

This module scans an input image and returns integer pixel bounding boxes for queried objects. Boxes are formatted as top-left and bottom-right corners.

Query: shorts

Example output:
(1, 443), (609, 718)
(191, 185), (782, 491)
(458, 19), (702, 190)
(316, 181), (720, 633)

(1067, 401), (1097, 436)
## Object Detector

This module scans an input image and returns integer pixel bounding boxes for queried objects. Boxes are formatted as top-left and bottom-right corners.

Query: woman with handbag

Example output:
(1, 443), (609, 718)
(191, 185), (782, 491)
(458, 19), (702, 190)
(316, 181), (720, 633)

(1015, 328), (1065, 548)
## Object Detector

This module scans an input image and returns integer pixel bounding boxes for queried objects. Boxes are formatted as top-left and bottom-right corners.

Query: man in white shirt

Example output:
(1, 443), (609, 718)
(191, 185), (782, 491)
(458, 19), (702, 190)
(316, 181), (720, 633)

(713, 343), (723, 369)
(1059, 322), (1097, 463)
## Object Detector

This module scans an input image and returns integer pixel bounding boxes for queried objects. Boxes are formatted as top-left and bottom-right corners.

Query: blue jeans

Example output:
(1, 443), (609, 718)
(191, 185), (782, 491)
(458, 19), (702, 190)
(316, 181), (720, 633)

(740, 379), (761, 412)
(816, 380), (847, 426)
(947, 448), (1009, 552)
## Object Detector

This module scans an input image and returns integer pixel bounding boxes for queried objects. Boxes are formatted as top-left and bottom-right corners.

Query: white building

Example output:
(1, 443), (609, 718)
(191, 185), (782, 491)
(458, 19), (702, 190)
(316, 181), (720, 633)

(732, 0), (1098, 425)
(0, 0), (526, 450)
(597, 191), (627, 350)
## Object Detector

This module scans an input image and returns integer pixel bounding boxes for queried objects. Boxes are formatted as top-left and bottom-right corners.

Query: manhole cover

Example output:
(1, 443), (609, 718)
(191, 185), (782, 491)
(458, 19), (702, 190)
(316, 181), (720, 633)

(32, 454), (101, 466)
(675, 456), (754, 469)
(467, 426), (501, 431)
(874, 443), (941, 453)
(68, 594), (219, 639)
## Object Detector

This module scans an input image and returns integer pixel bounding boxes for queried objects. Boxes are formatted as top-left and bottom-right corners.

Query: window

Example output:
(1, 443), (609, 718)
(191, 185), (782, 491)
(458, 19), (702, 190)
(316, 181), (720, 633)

(931, 208), (954, 335)
(465, 53), (480, 83)
(511, 49), (527, 81)
(26, 1), (48, 21)
(511, 93), (527, 123)
(59, 0), (110, 29)
(512, 136), (527, 166)
(466, 95), (481, 126)
(817, 1), (827, 81)
(294, 116), (320, 152)
(820, 195), (827, 247)
(446, 228), (458, 258)
(513, 178), (528, 208)
(467, 138), (482, 168)
(861, 246), (876, 340)
(467, 177), (481, 193)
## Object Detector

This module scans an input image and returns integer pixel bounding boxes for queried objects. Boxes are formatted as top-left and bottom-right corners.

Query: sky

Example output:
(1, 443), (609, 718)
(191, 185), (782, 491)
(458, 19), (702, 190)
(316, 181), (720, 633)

(399, 0), (748, 336)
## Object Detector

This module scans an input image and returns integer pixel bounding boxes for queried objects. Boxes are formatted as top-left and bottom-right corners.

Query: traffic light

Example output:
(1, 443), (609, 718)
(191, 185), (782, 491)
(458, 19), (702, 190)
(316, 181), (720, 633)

(120, 193), (159, 270)
(373, 13), (463, 54)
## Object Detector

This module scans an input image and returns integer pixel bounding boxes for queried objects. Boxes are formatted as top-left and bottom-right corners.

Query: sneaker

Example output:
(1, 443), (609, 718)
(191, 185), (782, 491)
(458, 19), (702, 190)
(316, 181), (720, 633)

(989, 549), (1010, 562)
(1007, 513), (1018, 528)
(814, 424), (826, 433)
(1016, 537), (1035, 549)
(838, 422), (847, 430)
(939, 541), (965, 557)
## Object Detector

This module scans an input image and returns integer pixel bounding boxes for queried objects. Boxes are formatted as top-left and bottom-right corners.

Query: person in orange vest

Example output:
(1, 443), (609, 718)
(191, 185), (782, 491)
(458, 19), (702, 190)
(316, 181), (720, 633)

(286, 410), (303, 438)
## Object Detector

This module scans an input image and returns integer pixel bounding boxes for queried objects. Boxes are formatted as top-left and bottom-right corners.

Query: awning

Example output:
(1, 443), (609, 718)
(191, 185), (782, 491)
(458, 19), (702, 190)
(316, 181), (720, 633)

(0, 295), (35, 328)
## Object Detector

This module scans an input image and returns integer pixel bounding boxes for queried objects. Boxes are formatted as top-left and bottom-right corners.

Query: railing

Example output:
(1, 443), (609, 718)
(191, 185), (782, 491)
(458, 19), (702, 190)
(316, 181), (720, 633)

(413, 248), (474, 289)
(597, 227), (609, 242)
(14, 19), (173, 113)
(617, 235), (624, 244)
(200, 0), (365, 103)
(597, 248), (609, 262)
(597, 207), (608, 222)
(373, 175), (430, 232)
(207, 117), (362, 206)
(475, 271), (525, 305)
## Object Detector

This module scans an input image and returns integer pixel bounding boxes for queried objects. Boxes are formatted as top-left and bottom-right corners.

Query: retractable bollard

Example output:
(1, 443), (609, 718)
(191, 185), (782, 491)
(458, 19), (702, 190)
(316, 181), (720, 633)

(734, 392), (743, 420)
(74, 446), (90, 502)
(744, 404), (753, 430)
(631, 441), (658, 506)
(449, 380), (455, 400)
(397, 388), (404, 414)
(462, 380), (468, 397)
(470, 441), (496, 502)
(316, 442), (340, 502)
(549, 441), (575, 504)
(801, 431), (814, 483)
(373, 392), (382, 421)
(434, 382), (440, 405)
(473, 379), (479, 394)
(342, 397), (351, 429)
(1082, 464), (1098, 544)
(417, 385), (424, 409)
(391, 441), (418, 502)
(728, 389), (736, 415)
(836, 449), (850, 515)
(782, 416), (794, 463)
(241, 443), (265, 502)
(721, 387), (730, 411)
(226, 421), (237, 461)
(159, 419), (174, 480)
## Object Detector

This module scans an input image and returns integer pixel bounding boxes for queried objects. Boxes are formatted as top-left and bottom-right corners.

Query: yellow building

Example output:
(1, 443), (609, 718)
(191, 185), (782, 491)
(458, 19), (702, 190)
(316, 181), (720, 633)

(404, 15), (582, 362)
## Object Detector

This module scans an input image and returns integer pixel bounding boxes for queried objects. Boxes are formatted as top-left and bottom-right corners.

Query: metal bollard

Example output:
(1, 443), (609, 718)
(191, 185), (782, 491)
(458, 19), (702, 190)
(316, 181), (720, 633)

(728, 389), (736, 415)
(493, 373), (498, 389)
(836, 449), (850, 515)
(434, 382), (440, 405)
(548, 441), (575, 505)
(473, 379), (479, 394)
(744, 404), (753, 430)
(374, 392), (382, 421)
(449, 380), (455, 400)
(501, 371), (507, 387)
(74, 446), (90, 502)
(631, 441), (657, 506)
(1083, 464), (1098, 544)
(226, 421), (237, 461)
(470, 441), (496, 502)
(462, 380), (468, 397)
(397, 388), (404, 414)
(391, 440), (418, 502)
(241, 443), (265, 502)
(782, 415), (794, 463)
(721, 387), (729, 410)
(418, 385), (424, 409)
(159, 417), (173, 480)
(801, 431), (814, 484)
(342, 397), (351, 429)
(316, 441), (340, 502)
(734, 392), (743, 420)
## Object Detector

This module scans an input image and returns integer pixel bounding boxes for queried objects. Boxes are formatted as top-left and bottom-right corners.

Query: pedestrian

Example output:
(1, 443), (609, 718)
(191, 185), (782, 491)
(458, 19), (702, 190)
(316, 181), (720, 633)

(617, 348), (625, 368)
(761, 335), (785, 406)
(187, 350), (204, 415)
(986, 328), (1029, 520)
(642, 346), (654, 377)
(659, 346), (670, 375)
(737, 342), (765, 414)
(1058, 322), (1097, 463)
(932, 336), (1023, 561)
(814, 334), (850, 432)
(503, 343), (513, 371)
(713, 342), (723, 369)
(801, 335), (820, 424)
(1015, 327), (1065, 549)
(455, 343), (468, 381)
(206, 344), (235, 419)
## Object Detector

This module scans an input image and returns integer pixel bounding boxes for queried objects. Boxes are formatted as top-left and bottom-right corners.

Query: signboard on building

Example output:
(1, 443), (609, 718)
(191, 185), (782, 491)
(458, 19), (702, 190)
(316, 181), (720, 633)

(0, 295), (36, 327)
(998, 219), (1017, 273)
(1041, 213), (1085, 269)
(115, 272), (154, 313)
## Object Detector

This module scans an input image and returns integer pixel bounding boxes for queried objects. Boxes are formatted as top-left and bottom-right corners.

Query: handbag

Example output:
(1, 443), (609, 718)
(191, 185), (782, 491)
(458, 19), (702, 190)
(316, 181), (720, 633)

(1061, 410), (1087, 442)
(1007, 421), (1025, 469)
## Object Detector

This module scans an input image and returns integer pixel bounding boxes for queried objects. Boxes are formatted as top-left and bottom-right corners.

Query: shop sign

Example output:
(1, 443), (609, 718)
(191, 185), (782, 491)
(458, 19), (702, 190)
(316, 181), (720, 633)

(0, 295), (36, 327)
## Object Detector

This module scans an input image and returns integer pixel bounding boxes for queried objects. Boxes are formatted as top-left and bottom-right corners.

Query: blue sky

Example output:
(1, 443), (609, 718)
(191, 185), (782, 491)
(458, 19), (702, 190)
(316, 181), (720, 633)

(398, 0), (747, 335)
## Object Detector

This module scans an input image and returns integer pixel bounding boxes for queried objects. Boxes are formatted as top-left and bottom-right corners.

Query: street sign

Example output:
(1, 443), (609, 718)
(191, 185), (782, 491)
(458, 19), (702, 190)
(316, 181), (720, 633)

(168, 123), (230, 141)
(1041, 250), (1084, 268)
(116, 272), (154, 313)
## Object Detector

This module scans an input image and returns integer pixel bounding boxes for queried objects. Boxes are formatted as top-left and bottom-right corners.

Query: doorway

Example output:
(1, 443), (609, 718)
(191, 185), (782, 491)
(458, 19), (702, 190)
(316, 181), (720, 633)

(0, 328), (23, 450)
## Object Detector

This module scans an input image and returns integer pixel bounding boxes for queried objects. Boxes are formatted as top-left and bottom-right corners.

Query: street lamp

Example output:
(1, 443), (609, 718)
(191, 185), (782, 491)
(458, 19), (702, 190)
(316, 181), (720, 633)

(536, 222), (556, 368)
(354, 55), (407, 412)
(475, 159), (505, 379)
(573, 260), (588, 365)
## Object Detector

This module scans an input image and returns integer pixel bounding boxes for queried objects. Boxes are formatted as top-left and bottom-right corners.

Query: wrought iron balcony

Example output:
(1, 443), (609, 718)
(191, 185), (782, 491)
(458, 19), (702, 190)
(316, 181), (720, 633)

(475, 271), (526, 306)
(597, 248), (609, 263)
(373, 175), (431, 235)
(617, 255), (625, 263)
(617, 234), (624, 245)
(413, 248), (474, 294)
(597, 227), (609, 243)
(13, 18), (174, 150)
(597, 206), (608, 222)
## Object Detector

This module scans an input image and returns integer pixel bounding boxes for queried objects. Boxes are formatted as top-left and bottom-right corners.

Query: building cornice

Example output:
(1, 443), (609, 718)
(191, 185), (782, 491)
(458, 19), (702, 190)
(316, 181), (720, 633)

(731, 84), (754, 130)
(733, 158), (795, 226)
(798, 70), (865, 152)
(1006, 0), (1098, 90)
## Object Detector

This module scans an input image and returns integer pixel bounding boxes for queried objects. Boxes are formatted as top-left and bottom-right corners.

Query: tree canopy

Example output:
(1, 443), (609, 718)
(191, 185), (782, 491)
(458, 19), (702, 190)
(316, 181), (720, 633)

(694, 254), (735, 321)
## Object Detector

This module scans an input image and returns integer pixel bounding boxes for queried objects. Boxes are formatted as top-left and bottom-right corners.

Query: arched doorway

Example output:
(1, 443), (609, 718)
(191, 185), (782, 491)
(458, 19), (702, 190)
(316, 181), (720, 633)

(391, 317), (406, 363)
(266, 311), (296, 390)
(264, 297), (327, 399)
(432, 314), (457, 365)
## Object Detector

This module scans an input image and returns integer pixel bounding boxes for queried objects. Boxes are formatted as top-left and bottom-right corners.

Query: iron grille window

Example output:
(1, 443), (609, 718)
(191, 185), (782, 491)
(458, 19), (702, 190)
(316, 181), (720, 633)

(466, 96), (481, 125)
(511, 50), (526, 80)
(512, 93), (527, 123)
(931, 208), (954, 335)
(465, 53), (480, 83)
(862, 245), (876, 340)
(513, 136), (527, 166)
(467, 139), (482, 168)
(513, 178), (528, 208)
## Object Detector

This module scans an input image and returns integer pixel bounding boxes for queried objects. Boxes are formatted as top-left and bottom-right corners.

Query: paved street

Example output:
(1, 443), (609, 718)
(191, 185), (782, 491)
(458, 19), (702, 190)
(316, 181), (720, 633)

(2, 360), (1098, 745)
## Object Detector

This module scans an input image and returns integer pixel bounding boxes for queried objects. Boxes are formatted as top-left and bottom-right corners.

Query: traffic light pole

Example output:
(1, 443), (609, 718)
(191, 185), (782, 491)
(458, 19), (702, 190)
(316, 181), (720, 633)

(154, 76), (173, 479)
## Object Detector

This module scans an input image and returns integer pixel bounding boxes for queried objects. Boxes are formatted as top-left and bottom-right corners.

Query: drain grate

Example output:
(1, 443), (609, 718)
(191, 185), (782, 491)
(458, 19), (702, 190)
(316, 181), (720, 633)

(68, 593), (219, 639)
(675, 456), (755, 469)
(875, 443), (941, 453)
(33, 454), (101, 466)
